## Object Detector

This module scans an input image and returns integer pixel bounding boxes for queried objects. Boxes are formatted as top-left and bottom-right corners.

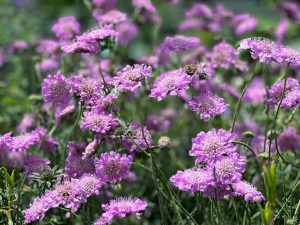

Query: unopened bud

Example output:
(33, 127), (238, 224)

(58, 105), (76, 118)
(83, 139), (98, 159)
(158, 136), (171, 149)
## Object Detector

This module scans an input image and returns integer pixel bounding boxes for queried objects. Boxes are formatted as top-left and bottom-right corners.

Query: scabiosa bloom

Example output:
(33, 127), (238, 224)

(41, 71), (71, 106)
(189, 128), (236, 164)
(51, 180), (82, 212)
(185, 3), (213, 19)
(278, 127), (300, 151)
(281, 86), (300, 108)
(92, 0), (116, 10)
(244, 77), (266, 104)
(115, 21), (138, 45)
(9, 132), (39, 152)
(95, 151), (133, 184)
(77, 174), (103, 201)
(276, 19), (289, 42)
(208, 154), (246, 185)
(232, 180), (265, 202)
(39, 58), (59, 73)
(24, 155), (50, 177)
(52, 16), (80, 40)
(238, 37), (300, 64)
(208, 41), (237, 69)
(123, 122), (153, 152)
(159, 35), (200, 64)
(111, 64), (152, 92)
(37, 39), (60, 55)
(77, 25), (116, 43)
(94, 10), (127, 25)
(23, 191), (60, 224)
(188, 91), (228, 122)
(33, 127), (59, 152)
(250, 135), (275, 156)
(94, 197), (147, 225)
(149, 69), (191, 101)
(170, 168), (214, 192)
(65, 141), (95, 178)
(146, 114), (171, 132)
(68, 75), (103, 107)
(230, 13), (257, 36)
(8, 40), (28, 54)
(61, 40), (100, 54)
(80, 110), (118, 136)
(278, 2), (300, 24)
(266, 78), (299, 108)
(17, 113), (34, 133)
(0, 132), (12, 151)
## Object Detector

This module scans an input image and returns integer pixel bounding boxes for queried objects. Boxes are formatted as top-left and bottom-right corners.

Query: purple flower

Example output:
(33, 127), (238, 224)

(278, 127), (300, 151)
(33, 127), (59, 152)
(23, 191), (60, 224)
(250, 135), (275, 156)
(8, 40), (28, 54)
(80, 110), (118, 136)
(61, 41), (100, 54)
(278, 2), (300, 24)
(94, 10), (127, 25)
(65, 141), (95, 178)
(149, 69), (191, 101)
(9, 132), (39, 152)
(37, 39), (60, 55)
(94, 197), (147, 224)
(281, 86), (300, 108)
(52, 16), (80, 40)
(51, 180), (82, 212)
(244, 77), (266, 104)
(24, 155), (50, 177)
(77, 174), (103, 201)
(132, 0), (156, 14)
(116, 21), (138, 45)
(170, 168), (214, 192)
(41, 71), (71, 106)
(232, 180), (265, 202)
(189, 128), (236, 164)
(17, 113), (34, 133)
(185, 3), (213, 19)
(230, 14), (257, 35)
(77, 25), (116, 43)
(146, 114), (171, 132)
(39, 58), (59, 73)
(92, 0), (116, 10)
(68, 75), (104, 107)
(208, 154), (246, 185)
(208, 41), (237, 69)
(266, 78), (299, 108)
(111, 64), (152, 92)
(94, 151), (133, 184)
(276, 19), (289, 42)
(0, 133), (12, 151)
(159, 35), (200, 64)
(123, 122), (153, 152)
(188, 91), (228, 122)
(238, 37), (300, 64)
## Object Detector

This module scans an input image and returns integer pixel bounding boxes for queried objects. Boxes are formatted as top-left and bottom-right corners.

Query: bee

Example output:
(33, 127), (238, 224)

(184, 63), (207, 80)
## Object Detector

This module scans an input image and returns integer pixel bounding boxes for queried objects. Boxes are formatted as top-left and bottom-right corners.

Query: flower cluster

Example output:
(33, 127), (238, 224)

(238, 37), (300, 64)
(266, 78), (300, 109)
(111, 64), (152, 92)
(94, 197), (148, 225)
(171, 128), (265, 202)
